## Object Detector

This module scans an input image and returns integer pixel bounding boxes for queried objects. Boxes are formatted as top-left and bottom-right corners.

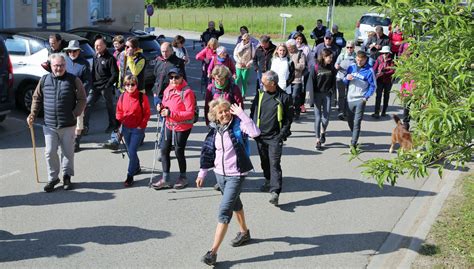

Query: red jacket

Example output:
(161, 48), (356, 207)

(162, 80), (196, 132)
(373, 54), (395, 84)
(196, 47), (216, 61)
(389, 31), (404, 54)
(116, 90), (151, 129)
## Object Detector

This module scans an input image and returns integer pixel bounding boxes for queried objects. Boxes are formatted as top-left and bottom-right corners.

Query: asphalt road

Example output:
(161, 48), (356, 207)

(0, 30), (464, 268)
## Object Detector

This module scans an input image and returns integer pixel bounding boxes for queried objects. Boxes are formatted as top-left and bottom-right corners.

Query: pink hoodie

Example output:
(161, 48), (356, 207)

(161, 81), (196, 132)
(198, 111), (260, 178)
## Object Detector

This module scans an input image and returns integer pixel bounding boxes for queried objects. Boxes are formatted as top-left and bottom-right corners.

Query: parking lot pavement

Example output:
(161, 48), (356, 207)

(0, 30), (465, 268)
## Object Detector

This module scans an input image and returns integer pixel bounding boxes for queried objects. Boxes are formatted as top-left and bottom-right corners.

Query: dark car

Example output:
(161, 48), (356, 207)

(68, 26), (161, 89)
(0, 28), (94, 112)
(0, 36), (14, 122)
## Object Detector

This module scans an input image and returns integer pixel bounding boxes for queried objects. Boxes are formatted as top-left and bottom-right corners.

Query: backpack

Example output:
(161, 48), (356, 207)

(179, 85), (199, 123)
(211, 84), (236, 104)
(232, 118), (251, 156)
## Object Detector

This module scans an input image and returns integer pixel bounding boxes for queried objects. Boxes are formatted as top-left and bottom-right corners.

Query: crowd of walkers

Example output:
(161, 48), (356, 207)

(26, 19), (407, 265)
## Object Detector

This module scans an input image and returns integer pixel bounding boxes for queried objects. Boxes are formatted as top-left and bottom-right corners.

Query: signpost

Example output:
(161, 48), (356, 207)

(280, 13), (292, 39)
(146, 4), (154, 32)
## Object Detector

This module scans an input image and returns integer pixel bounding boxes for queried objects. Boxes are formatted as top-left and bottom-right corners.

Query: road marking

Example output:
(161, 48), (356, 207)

(187, 76), (202, 81)
(0, 170), (21, 179)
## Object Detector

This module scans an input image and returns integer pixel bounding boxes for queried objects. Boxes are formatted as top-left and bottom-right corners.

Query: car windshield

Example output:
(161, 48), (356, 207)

(80, 42), (95, 59)
(360, 16), (391, 26)
(140, 39), (160, 53)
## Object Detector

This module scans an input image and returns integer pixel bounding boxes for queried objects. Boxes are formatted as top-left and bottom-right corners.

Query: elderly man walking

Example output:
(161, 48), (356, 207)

(250, 71), (293, 206)
(27, 53), (87, 192)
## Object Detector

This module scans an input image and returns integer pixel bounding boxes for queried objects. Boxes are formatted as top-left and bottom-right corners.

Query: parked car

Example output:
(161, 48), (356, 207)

(355, 13), (392, 46)
(0, 36), (14, 122)
(0, 28), (94, 112)
(67, 26), (161, 90)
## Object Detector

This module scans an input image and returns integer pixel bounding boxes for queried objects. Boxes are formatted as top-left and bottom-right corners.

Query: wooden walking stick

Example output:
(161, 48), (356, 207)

(29, 124), (40, 183)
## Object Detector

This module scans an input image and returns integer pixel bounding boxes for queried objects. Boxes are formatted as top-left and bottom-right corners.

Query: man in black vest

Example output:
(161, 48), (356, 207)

(83, 37), (119, 134)
(27, 53), (87, 192)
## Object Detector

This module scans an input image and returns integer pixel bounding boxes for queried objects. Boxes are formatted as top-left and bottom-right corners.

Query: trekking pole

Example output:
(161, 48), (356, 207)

(116, 126), (130, 159)
(29, 125), (40, 183)
(149, 116), (164, 187)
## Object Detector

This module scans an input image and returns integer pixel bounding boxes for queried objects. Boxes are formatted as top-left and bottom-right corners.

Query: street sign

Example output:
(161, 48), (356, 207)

(146, 4), (154, 17)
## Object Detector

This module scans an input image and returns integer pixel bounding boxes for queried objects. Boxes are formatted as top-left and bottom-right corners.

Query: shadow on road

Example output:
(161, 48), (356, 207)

(0, 190), (115, 208)
(0, 226), (171, 262)
(215, 232), (422, 268)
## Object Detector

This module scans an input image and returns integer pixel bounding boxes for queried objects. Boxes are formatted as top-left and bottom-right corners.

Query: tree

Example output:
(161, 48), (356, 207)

(352, 0), (473, 187)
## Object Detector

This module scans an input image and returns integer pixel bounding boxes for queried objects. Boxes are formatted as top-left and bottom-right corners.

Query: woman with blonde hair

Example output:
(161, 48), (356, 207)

(196, 38), (219, 90)
(270, 43), (295, 92)
(233, 33), (255, 97)
(196, 98), (260, 266)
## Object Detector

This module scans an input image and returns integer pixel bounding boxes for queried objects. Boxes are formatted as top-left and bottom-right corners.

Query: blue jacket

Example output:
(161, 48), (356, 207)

(66, 56), (91, 93)
(343, 62), (376, 102)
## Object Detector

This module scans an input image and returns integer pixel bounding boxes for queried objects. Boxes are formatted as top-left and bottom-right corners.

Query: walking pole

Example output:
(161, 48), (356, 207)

(116, 126), (130, 159)
(149, 116), (164, 187)
(29, 125), (40, 183)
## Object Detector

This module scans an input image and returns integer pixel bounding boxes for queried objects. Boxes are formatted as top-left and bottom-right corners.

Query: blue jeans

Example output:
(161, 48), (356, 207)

(121, 126), (145, 177)
(215, 173), (244, 224)
(346, 99), (366, 146)
(291, 84), (303, 115)
(313, 92), (331, 138)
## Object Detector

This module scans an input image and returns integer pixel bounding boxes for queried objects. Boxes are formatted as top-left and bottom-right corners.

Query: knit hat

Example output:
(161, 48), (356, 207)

(216, 46), (227, 55)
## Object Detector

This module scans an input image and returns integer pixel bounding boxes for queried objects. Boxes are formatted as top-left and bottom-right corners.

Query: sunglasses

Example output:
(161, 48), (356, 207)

(169, 75), (182, 80)
(346, 46), (354, 49)
(124, 83), (136, 87)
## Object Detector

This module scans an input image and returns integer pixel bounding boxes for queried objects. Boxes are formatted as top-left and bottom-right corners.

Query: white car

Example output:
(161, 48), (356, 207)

(354, 13), (392, 46)
(0, 29), (94, 112)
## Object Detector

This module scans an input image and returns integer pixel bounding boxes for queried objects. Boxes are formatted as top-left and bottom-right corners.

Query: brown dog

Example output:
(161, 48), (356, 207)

(389, 115), (413, 153)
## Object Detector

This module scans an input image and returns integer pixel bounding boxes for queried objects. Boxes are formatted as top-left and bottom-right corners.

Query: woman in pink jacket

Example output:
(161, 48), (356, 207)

(196, 38), (219, 90)
(152, 68), (196, 190)
(196, 98), (260, 266)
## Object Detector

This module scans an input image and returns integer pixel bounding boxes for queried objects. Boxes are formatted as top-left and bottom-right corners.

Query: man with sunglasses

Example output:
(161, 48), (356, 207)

(65, 40), (91, 152)
(335, 40), (356, 120)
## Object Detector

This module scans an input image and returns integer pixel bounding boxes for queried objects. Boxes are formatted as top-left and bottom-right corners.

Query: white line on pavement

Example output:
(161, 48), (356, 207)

(0, 170), (21, 179)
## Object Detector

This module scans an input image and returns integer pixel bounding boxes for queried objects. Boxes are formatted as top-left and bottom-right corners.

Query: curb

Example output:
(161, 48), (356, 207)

(367, 164), (471, 268)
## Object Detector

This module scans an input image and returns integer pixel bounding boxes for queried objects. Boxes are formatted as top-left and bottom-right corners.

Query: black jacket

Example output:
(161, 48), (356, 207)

(306, 63), (336, 95)
(152, 54), (186, 104)
(92, 50), (118, 90)
(253, 42), (276, 73)
(250, 88), (293, 141)
(201, 26), (225, 44)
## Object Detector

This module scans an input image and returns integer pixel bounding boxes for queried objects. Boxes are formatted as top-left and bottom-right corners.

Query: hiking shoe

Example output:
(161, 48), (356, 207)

(214, 183), (221, 191)
(174, 177), (188, 189)
(381, 112), (388, 117)
(124, 175), (134, 187)
(152, 178), (172, 190)
(103, 140), (119, 150)
(260, 180), (270, 192)
(337, 112), (345, 121)
(63, 175), (73, 190)
(315, 141), (322, 151)
(44, 178), (60, 192)
(201, 251), (217, 266)
(300, 105), (307, 113)
(230, 230), (251, 247)
(269, 192), (279, 206)
(320, 133), (326, 144)
(371, 113), (380, 119)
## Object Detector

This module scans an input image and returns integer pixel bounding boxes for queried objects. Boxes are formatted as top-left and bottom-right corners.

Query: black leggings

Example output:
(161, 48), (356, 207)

(161, 127), (192, 174)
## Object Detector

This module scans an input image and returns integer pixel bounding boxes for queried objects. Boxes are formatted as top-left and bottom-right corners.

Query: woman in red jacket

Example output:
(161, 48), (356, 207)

(152, 68), (196, 190)
(372, 46), (395, 118)
(116, 75), (151, 187)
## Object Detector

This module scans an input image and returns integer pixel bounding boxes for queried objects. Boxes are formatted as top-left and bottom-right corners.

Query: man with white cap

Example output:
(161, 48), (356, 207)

(64, 40), (91, 152)
(371, 45), (395, 118)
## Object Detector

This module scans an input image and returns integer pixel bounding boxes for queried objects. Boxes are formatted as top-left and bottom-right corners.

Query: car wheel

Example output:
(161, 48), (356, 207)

(18, 83), (36, 112)
(0, 115), (6, 122)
